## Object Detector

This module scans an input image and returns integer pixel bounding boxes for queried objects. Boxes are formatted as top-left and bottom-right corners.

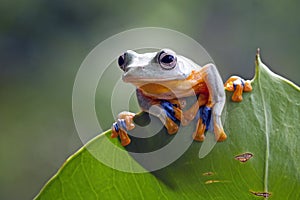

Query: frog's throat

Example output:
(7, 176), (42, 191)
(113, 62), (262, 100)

(136, 80), (208, 100)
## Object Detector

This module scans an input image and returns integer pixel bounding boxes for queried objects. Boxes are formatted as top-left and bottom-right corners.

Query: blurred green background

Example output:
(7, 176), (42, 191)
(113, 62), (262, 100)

(1, 0), (299, 199)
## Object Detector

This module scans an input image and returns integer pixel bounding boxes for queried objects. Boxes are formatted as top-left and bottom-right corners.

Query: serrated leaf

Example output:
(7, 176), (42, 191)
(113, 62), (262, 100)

(35, 53), (300, 200)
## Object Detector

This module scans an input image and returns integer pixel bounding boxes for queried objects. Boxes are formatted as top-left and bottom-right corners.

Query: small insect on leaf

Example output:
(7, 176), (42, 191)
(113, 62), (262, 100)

(234, 152), (253, 163)
(250, 191), (271, 198)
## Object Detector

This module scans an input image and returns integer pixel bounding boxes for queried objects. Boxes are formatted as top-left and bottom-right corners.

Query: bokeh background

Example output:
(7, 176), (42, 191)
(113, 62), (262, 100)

(1, 0), (299, 199)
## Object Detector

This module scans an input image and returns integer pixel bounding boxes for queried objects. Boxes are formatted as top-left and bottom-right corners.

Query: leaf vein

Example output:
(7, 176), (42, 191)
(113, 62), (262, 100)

(257, 64), (270, 194)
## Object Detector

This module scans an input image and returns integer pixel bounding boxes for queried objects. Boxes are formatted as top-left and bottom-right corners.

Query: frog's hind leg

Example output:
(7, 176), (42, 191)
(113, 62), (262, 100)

(152, 101), (179, 135)
(201, 64), (227, 141)
(181, 94), (208, 126)
(193, 107), (210, 141)
(136, 89), (179, 135)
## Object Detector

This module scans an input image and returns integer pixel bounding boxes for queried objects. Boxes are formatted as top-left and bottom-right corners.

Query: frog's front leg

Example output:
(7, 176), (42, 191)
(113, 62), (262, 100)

(137, 89), (179, 135)
(111, 111), (135, 146)
(224, 76), (252, 102)
(198, 64), (227, 141)
(147, 102), (179, 134)
(111, 107), (178, 146)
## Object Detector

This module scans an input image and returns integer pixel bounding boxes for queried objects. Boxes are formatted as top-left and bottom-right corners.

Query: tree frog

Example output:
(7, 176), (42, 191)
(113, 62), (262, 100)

(111, 49), (252, 146)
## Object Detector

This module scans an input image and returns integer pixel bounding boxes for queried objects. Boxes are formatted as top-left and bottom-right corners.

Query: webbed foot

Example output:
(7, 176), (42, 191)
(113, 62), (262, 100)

(193, 118), (206, 141)
(111, 112), (135, 146)
(193, 105), (227, 142)
(165, 117), (179, 134)
(224, 76), (252, 102)
(213, 124), (227, 141)
(160, 101), (179, 134)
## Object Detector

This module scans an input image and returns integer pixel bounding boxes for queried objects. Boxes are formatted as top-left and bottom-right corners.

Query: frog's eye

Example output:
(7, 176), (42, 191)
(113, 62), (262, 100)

(118, 53), (126, 71)
(158, 50), (177, 70)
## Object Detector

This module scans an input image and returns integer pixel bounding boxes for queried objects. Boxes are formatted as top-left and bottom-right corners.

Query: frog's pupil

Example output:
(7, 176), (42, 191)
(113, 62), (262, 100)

(118, 55), (125, 67)
(161, 55), (174, 64)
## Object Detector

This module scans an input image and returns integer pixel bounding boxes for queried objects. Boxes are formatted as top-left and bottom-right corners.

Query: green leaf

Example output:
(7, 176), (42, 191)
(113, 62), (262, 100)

(35, 53), (300, 200)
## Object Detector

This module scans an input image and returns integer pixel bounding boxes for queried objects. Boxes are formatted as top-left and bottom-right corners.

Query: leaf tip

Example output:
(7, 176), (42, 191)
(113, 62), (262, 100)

(255, 48), (261, 66)
(253, 47), (265, 81)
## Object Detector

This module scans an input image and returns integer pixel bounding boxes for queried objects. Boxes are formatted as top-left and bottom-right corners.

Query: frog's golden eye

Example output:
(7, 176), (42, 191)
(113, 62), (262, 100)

(158, 49), (177, 70)
(118, 53), (126, 71)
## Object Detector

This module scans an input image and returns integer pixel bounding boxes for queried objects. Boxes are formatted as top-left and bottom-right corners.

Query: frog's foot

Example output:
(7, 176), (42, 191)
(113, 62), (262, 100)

(193, 106), (211, 141)
(165, 117), (179, 134)
(160, 101), (179, 134)
(117, 111), (136, 130)
(213, 124), (227, 142)
(193, 105), (227, 142)
(224, 76), (252, 102)
(112, 124), (131, 146)
(193, 118), (206, 141)
(111, 112), (135, 146)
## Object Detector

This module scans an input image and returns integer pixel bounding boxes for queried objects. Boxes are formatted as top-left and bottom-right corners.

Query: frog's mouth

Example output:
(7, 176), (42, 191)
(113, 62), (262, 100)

(122, 68), (190, 83)
(123, 76), (188, 83)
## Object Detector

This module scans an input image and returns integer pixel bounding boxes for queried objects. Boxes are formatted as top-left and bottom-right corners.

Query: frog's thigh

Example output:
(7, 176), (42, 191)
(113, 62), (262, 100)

(201, 64), (227, 141)
(200, 64), (225, 116)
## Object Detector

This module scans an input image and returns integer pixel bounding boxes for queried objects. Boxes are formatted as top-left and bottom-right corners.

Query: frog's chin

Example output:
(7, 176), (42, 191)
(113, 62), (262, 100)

(123, 69), (206, 99)
(122, 66), (192, 83)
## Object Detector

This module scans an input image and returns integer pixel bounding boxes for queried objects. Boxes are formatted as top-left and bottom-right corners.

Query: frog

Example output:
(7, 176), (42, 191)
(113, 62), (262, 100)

(111, 48), (252, 146)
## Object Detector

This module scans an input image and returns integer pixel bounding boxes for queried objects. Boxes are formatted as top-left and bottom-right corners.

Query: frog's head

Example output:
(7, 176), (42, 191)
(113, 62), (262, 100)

(117, 49), (202, 98)
(118, 49), (199, 83)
